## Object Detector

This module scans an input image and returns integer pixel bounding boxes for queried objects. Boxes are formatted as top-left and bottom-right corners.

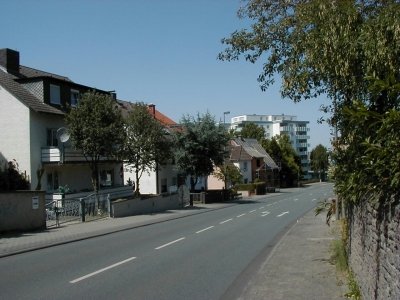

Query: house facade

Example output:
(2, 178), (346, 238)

(230, 114), (311, 178)
(0, 48), (123, 198)
(207, 138), (279, 189)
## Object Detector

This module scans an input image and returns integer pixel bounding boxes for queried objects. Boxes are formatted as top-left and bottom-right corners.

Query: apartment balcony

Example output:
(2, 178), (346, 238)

(295, 127), (310, 132)
(41, 147), (115, 163)
(296, 135), (310, 140)
(297, 151), (309, 156)
(297, 142), (311, 148)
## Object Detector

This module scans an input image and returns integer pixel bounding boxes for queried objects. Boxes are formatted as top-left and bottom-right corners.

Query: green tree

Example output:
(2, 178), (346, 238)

(123, 102), (172, 196)
(310, 144), (329, 181)
(237, 122), (266, 142)
(213, 163), (243, 189)
(66, 91), (125, 193)
(219, 0), (400, 202)
(263, 135), (300, 187)
(219, 1), (400, 112)
(174, 112), (229, 200)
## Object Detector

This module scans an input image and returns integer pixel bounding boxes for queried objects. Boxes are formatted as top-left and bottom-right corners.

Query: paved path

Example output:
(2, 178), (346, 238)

(0, 198), (347, 299)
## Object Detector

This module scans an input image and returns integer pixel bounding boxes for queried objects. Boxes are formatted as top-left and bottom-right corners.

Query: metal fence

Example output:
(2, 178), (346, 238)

(46, 193), (110, 228)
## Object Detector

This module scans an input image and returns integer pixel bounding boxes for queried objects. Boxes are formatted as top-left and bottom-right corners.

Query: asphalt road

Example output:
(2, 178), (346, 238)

(0, 183), (334, 300)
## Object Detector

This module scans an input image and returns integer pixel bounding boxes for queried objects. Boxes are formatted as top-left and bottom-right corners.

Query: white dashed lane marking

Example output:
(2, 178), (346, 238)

(196, 226), (214, 234)
(155, 237), (185, 250)
(70, 257), (136, 284)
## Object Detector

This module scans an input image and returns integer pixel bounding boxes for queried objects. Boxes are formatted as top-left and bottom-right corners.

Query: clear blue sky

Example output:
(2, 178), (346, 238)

(1, 0), (332, 149)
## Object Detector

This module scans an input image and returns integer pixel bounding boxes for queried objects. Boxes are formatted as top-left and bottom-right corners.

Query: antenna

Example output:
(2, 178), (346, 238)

(57, 127), (70, 143)
(57, 127), (70, 164)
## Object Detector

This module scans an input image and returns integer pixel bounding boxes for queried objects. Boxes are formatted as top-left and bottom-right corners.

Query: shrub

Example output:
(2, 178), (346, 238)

(0, 159), (30, 191)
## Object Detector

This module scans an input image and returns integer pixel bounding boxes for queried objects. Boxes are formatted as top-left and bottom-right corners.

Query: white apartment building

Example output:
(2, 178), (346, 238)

(230, 114), (311, 178)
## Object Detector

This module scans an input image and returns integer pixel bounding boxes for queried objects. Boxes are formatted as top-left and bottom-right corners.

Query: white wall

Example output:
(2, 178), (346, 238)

(0, 87), (31, 186)
(29, 111), (64, 190)
(124, 163), (179, 195)
(234, 161), (252, 183)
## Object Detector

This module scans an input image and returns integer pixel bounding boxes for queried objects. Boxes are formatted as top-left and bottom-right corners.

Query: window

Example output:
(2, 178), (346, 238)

(256, 159), (261, 168)
(47, 128), (58, 147)
(243, 161), (248, 171)
(50, 84), (61, 105)
(70, 89), (79, 106)
(47, 171), (59, 191)
(100, 170), (113, 187)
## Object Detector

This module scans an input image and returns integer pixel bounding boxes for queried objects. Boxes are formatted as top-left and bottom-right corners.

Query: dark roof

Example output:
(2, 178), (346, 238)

(230, 138), (279, 169)
(0, 69), (64, 115)
(19, 65), (72, 82)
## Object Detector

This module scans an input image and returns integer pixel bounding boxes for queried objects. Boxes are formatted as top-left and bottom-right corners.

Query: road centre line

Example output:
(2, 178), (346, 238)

(312, 198), (317, 202)
(261, 211), (270, 215)
(237, 213), (246, 218)
(220, 218), (233, 224)
(70, 256), (136, 284)
(196, 226), (214, 234)
(155, 237), (185, 250)
(258, 206), (265, 210)
(249, 209), (257, 213)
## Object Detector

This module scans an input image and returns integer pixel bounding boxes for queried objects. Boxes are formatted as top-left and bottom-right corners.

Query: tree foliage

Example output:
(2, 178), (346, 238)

(122, 102), (172, 195)
(219, 1), (400, 109)
(237, 122), (266, 142)
(220, 1), (400, 204)
(263, 135), (301, 187)
(174, 112), (229, 191)
(213, 163), (243, 188)
(310, 144), (329, 181)
(0, 159), (30, 191)
(66, 91), (125, 192)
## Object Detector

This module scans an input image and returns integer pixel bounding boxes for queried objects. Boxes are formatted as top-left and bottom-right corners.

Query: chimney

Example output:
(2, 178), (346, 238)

(148, 103), (156, 118)
(0, 48), (20, 75)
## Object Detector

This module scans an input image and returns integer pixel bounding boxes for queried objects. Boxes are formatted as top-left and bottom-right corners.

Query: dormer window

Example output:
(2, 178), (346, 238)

(50, 84), (61, 105)
(70, 89), (79, 106)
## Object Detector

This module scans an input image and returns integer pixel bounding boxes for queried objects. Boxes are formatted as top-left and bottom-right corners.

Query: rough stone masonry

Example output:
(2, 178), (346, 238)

(348, 201), (400, 300)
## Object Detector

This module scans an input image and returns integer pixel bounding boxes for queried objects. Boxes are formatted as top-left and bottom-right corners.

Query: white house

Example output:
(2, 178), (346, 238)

(0, 48), (124, 199)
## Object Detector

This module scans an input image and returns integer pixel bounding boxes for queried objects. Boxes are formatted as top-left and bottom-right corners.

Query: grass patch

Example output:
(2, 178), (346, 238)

(329, 219), (362, 299)
(330, 238), (348, 272)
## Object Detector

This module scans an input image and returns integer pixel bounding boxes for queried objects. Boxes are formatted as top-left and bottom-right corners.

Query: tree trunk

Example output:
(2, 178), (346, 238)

(135, 168), (140, 197)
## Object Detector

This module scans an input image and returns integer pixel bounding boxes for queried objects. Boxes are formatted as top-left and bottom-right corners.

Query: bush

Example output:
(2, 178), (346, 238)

(255, 182), (266, 195)
(0, 159), (30, 191)
(235, 183), (255, 192)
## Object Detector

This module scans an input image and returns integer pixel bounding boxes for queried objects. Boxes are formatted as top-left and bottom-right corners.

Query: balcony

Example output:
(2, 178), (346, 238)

(296, 135), (310, 140)
(41, 147), (115, 163)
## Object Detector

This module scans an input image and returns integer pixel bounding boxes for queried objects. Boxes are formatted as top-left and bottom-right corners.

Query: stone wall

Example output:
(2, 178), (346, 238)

(111, 193), (182, 218)
(0, 191), (46, 233)
(348, 201), (400, 300)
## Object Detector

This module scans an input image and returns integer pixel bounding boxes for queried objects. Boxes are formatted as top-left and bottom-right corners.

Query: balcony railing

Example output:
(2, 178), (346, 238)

(41, 147), (116, 163)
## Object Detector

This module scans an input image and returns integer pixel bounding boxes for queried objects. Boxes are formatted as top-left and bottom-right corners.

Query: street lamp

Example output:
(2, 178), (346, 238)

(223, 111), (230, 126)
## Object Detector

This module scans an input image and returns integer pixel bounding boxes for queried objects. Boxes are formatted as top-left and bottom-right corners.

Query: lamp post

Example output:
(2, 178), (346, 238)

(223, 111), (230, 127)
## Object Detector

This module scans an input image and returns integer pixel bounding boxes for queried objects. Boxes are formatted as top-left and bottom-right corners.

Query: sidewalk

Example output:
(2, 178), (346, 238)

(0, 200), (347, 299)
(236, 210), (347, 300)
